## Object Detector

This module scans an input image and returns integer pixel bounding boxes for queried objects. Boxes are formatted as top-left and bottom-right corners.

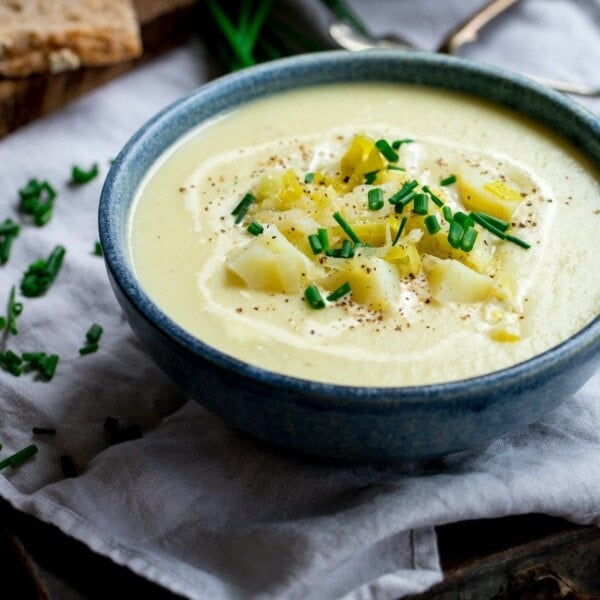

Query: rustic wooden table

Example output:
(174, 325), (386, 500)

(3, 496), (600, 599)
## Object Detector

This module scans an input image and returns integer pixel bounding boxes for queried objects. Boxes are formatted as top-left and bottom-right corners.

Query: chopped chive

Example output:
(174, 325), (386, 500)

(0, 219), (20, 265)
(304, 284), (325, 309)
(391, 138), (414, 150)
(394, 191), (416, 214)
(308, 234), (323, 255)
(333, 212), (361, 244)
(71, 163), (99, 185)
(21, 245), (66, 297)
(19, 179), (56, 227)
(304, 172), (315, 184)
(86, 323), (103, 344)
(425, 215), (441, 235)
(422, 185), (444, 208)
(375, 139), (399, 162)
(412, 193), (428, 215)
(367, 188), (384, 211)
(317, 228), (330, 251)
(79, 343), (99, 356)
(389, 180), (418, 205)
(442, 205), (453, 222)
(453, 212), (469, 226)
(340, 239), (354, 258)
(392, 217), (408, 246)
(326, 282), (351, 302)
(7, 285), (23, 335)
(363, 170), (379, 185)
(0, 349), (23, 376)
(386, 165), (405, 172)
(325, 248), (342, 257)
(470, 212), (506, 239)
(32, 427), (56, 435)
(60, 455), (77, 478)
(440, 175), (457, 186)
(505, 234), (531, 249)
(448, 220), (464, 249)
(93, 241), (103, 256)
(247, 221), (264, 236)
(0, 444), (38, 470)
(22, 352), (59, 380)
(472, 211), (510, 233)
(231, 193), (255, 224)
(460, 226), (478, 252)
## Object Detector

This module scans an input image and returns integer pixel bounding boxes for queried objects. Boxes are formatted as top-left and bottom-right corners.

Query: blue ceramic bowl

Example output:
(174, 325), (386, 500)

(100, 50), (600, 461)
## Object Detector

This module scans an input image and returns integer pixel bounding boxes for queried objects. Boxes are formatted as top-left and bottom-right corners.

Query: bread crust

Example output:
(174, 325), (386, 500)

(0, 0), (142, 77)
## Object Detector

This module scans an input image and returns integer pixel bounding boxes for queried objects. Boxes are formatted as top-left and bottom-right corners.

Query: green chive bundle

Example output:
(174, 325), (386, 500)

(20, 245), (66, 297)
(19, 179), (57, 226)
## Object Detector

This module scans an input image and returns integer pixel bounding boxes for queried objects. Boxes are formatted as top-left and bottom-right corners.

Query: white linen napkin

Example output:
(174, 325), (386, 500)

(0, 2), (598, 599)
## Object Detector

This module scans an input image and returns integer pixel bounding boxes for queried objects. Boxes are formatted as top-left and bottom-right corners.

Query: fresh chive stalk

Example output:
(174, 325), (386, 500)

(460, 226), (478, 252)
(247, 221), (264, 236)
(425, 214), (441, 235)
(0, 444), (38, 470)
(340, 239), (354, 258)
(231, 193), (255, 224)
(308, 234), (323, 255)
(7, 285), (23, 335)
(422, 185), (444, 208)
(412, 193), (428, 215)
(0, 219), (20, 264)
(363, 170), (379, 185)
(367, 188), (384, 211)
(440, 175), (457, 186)
(71, 163), (99, 185)
(375, 139), (399, 162)
(392, 217), (408, 246)
(304, 284), (325, 309)
(19, 179), (56, 226)
(448, 220), (464, 249)
(391, 139), (414, 149)
(326, 282), (351, 302)
(333, 212), (361, 244)
(388, 180), (418, 205)
(317, 228), (330, 251)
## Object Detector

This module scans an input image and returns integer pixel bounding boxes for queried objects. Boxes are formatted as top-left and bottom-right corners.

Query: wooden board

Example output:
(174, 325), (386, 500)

(0, 0), (198, 139)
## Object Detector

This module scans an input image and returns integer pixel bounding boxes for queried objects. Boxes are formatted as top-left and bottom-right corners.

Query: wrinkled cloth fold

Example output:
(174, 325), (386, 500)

(0, 1), (598, 599)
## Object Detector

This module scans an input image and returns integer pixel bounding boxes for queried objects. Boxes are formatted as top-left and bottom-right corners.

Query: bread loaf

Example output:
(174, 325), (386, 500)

(0, 0), (142, 77)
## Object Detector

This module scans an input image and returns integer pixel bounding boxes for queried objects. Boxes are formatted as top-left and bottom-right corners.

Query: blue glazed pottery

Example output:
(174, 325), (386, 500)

(99, 50), (600, 461)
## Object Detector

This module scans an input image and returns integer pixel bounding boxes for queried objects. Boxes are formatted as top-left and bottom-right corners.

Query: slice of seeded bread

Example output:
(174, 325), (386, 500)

(0, 0), (142, 77)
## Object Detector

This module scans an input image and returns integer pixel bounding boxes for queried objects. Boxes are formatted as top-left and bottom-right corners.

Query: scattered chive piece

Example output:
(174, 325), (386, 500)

(304, 284), (325, 309)
(394, 191), (416, 213)
(247, 221), (264, 236)
(375, 139), (399, 162)
(71, 163), (99, 185)
(22, 352), (59, 380)
(440, 175), (457, 186)
(386, 165), (405, 172)
(367, 188), (384, 211)
(425, 214), (441, 235)
(79, 342), (99, 356)
(326, 282), (351, 302)
(470, 212), (506, 239)
(472, 211), (510, 233)
(391, 138), (414, 150)
(308, 234), (323, 255)
(317, 228), (330, 251)
(20, 245), (66, 297)
(442, 205), (453, 222)
(453, 211), (469, 226)
(0, 444), (38, 470)
(93, 241), (103, 257)
(422, 185), (444, 208)
(7, 285), (23, 335)
(0, 350), (23, 376)
(0, 219), (20, 264)
(412, 193), (428, 215)
(363, 170), (379, 185)
(231, 193), (255, 224)
(448, 220), (464, 249)
(325, 247), (341, 257)
(333, 212), (361, 244)
(392, 217), (408, 246)
(32, 427), (56, 435)
(339, 239), (354, 258)
(60, 454), (77, 478)
(19, 179), (56, 227)
(304, 172), (315, 184)
(460, 226), (478, 252)
(505, 234), (531, 249)
(388, 180), (418, 205)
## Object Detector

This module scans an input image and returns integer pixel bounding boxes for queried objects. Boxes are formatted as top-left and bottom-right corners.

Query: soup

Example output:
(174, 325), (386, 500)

(128, 83), (600, 386)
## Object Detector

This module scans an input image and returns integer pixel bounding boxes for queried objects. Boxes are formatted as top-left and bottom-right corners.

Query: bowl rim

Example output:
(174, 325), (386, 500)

(99, 49), (600, 406)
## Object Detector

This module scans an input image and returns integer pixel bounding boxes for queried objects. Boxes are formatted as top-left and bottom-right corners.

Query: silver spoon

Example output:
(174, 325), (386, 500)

(328, 0), (600, 97)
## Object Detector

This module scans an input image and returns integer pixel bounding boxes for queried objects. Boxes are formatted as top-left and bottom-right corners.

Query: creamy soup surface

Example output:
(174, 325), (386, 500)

(128, 84), (600, 386)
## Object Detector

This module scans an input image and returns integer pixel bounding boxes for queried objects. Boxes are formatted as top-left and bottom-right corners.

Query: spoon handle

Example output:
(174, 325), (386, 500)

(439, 0), (521, 54)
